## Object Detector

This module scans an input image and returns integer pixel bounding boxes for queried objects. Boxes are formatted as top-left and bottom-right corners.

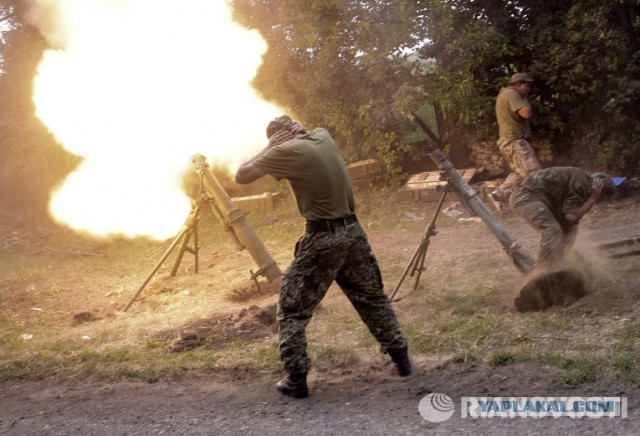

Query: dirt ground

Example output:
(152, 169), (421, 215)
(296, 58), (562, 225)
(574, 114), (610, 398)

(1, 189), (639, 435)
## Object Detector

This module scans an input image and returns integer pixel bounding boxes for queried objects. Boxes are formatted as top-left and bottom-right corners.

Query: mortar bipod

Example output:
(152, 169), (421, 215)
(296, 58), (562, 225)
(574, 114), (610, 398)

(121, 198), (204, 312)
(390, 183), (451, 302)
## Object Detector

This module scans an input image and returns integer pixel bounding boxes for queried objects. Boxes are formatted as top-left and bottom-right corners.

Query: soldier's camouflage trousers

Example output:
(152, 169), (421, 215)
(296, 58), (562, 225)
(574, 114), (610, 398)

(510, 188), (577, 264)
(496, 138), (541, 200)
(278, 222), (407, 374)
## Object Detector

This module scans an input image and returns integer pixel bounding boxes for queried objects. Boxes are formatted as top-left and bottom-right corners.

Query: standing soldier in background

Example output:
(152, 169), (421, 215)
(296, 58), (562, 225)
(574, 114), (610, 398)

(491, 72), (542, 213)
(235, 115), (410, 399)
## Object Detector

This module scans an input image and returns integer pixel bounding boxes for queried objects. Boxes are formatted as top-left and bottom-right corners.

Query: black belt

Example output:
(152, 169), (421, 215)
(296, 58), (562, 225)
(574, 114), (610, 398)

(305, 214), (358, 233)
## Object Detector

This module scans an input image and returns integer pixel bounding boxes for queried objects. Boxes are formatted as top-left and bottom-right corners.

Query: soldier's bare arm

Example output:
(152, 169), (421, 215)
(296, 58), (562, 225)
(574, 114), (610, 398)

(565, 178), (604, 224)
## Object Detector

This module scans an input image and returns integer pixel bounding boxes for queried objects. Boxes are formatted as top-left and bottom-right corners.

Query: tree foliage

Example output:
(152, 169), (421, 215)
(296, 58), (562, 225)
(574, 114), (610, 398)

(232, 0), (640, 175)
(524, 0), (640, 172)
(0, 2), (80, 214)
(1, 0), (639, 217)
(231, 0), (435, 178)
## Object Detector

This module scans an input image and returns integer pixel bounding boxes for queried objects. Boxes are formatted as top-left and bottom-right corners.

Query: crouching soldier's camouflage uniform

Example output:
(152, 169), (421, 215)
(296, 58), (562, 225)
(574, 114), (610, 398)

(510, 167), (615, 265)
(235, 115), (409, 399)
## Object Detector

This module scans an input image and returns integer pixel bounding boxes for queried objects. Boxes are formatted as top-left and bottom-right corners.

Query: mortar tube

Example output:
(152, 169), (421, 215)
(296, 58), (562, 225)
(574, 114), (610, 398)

(429, 149), (535, 274)
(190, 154), (283, 289)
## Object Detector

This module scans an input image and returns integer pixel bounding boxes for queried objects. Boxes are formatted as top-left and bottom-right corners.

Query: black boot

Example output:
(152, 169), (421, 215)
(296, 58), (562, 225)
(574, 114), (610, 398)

(276, 373), (309, 398)
(389, 348), (412, 376)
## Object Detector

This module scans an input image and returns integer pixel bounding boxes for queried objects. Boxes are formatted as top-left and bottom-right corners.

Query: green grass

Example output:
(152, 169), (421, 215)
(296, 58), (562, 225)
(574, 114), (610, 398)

(313, 344), (361, 368)
(0, 342), (253, 381)
(252, 347), (281, 368)
(490, 351), (517, 366)
(542, 353), (599, 386)
(612, 355), (635, 372)
(0, 187), (638, 391)
(608, 320), (640, 373)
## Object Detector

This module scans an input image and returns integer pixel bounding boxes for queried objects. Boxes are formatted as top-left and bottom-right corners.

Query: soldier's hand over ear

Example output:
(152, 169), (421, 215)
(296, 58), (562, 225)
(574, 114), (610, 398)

(591, 178), (604, 199)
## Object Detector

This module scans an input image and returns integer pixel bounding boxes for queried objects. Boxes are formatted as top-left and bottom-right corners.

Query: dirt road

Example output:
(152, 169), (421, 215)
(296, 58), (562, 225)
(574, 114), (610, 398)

(1, 364), (638, 435)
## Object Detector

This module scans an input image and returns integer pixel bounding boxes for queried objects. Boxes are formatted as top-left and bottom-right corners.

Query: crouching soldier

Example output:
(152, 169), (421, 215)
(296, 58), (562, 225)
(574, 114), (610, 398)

(510, 167), (615, 266)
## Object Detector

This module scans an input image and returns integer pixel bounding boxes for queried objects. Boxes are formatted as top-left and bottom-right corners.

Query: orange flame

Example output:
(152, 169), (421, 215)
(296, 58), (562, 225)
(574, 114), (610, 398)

(30, 0), (280, 239)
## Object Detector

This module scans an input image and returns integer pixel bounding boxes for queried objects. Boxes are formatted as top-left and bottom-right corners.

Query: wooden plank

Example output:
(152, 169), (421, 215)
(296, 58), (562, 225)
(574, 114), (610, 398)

(401, 168), (476, 191)
(346, 159), (381, 187)
(399, 168), (486, 202)
(599, 238), (640, 258)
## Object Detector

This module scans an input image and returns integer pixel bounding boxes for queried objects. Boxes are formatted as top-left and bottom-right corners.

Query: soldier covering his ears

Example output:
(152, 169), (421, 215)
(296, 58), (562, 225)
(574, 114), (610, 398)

(236, 115), (410, 398)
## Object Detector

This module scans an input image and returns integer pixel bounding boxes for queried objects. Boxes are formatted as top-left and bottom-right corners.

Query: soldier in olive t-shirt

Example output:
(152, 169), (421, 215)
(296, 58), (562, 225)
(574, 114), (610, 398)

(496, 86), (531, 142)
(252, 127), (354, 221)
(492, 72), (542, 211)
(235, 115), (409, 400)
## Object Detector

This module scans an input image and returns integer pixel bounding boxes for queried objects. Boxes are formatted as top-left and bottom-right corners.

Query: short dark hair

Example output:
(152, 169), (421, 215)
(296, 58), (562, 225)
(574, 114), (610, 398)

(510, 72), (534, 85)
(591, 172), (616, 197)
(266, 115), (293, 139)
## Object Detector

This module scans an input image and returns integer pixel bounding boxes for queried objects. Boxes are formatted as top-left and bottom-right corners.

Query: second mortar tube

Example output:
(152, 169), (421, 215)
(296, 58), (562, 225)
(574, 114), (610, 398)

(429, 149), (536, 274)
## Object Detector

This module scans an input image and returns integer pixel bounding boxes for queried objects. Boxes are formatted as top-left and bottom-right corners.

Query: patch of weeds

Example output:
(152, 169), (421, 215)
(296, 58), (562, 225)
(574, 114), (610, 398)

(0, 352), (76, 381)
(612, 355), (635, 372)
(528, 312), (571, 331)
(36, 350), (51, 359)
(49, 338), (84, 355)
(512, 343), (538, 361)
(561, 368), (597, 387)
(0, 360), (36, 381)
(76, 349), (99, 362)
(313, 345), (357, 367)
(610, 321), (640, 373)
(490, 351), (516, 366)
(112, 366), (160, 380)
(251, 347), (280, 368)
(0, 308), (18, 328)
(103, 348), (137, 363)
(544, 353), (598, 387)
(311, 313), (372, 349)
(145, 339), (163, 349)
(451, 354), (479, 364)
(83, 348), (217, 380)
(0, 332), (22, 351)
(408, 314), (514, 356)
(433, 291), (499, 315)
(616, 320), (640, 342)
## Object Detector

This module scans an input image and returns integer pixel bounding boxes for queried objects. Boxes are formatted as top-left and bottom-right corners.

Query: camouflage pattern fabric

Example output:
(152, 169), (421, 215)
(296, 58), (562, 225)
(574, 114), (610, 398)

(511, 167), (594, 219)
(509, 167), (596, 264)
(278, 222), (407, 374)
(495, 138), (541, 200)
(510, 186), (578, 264)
